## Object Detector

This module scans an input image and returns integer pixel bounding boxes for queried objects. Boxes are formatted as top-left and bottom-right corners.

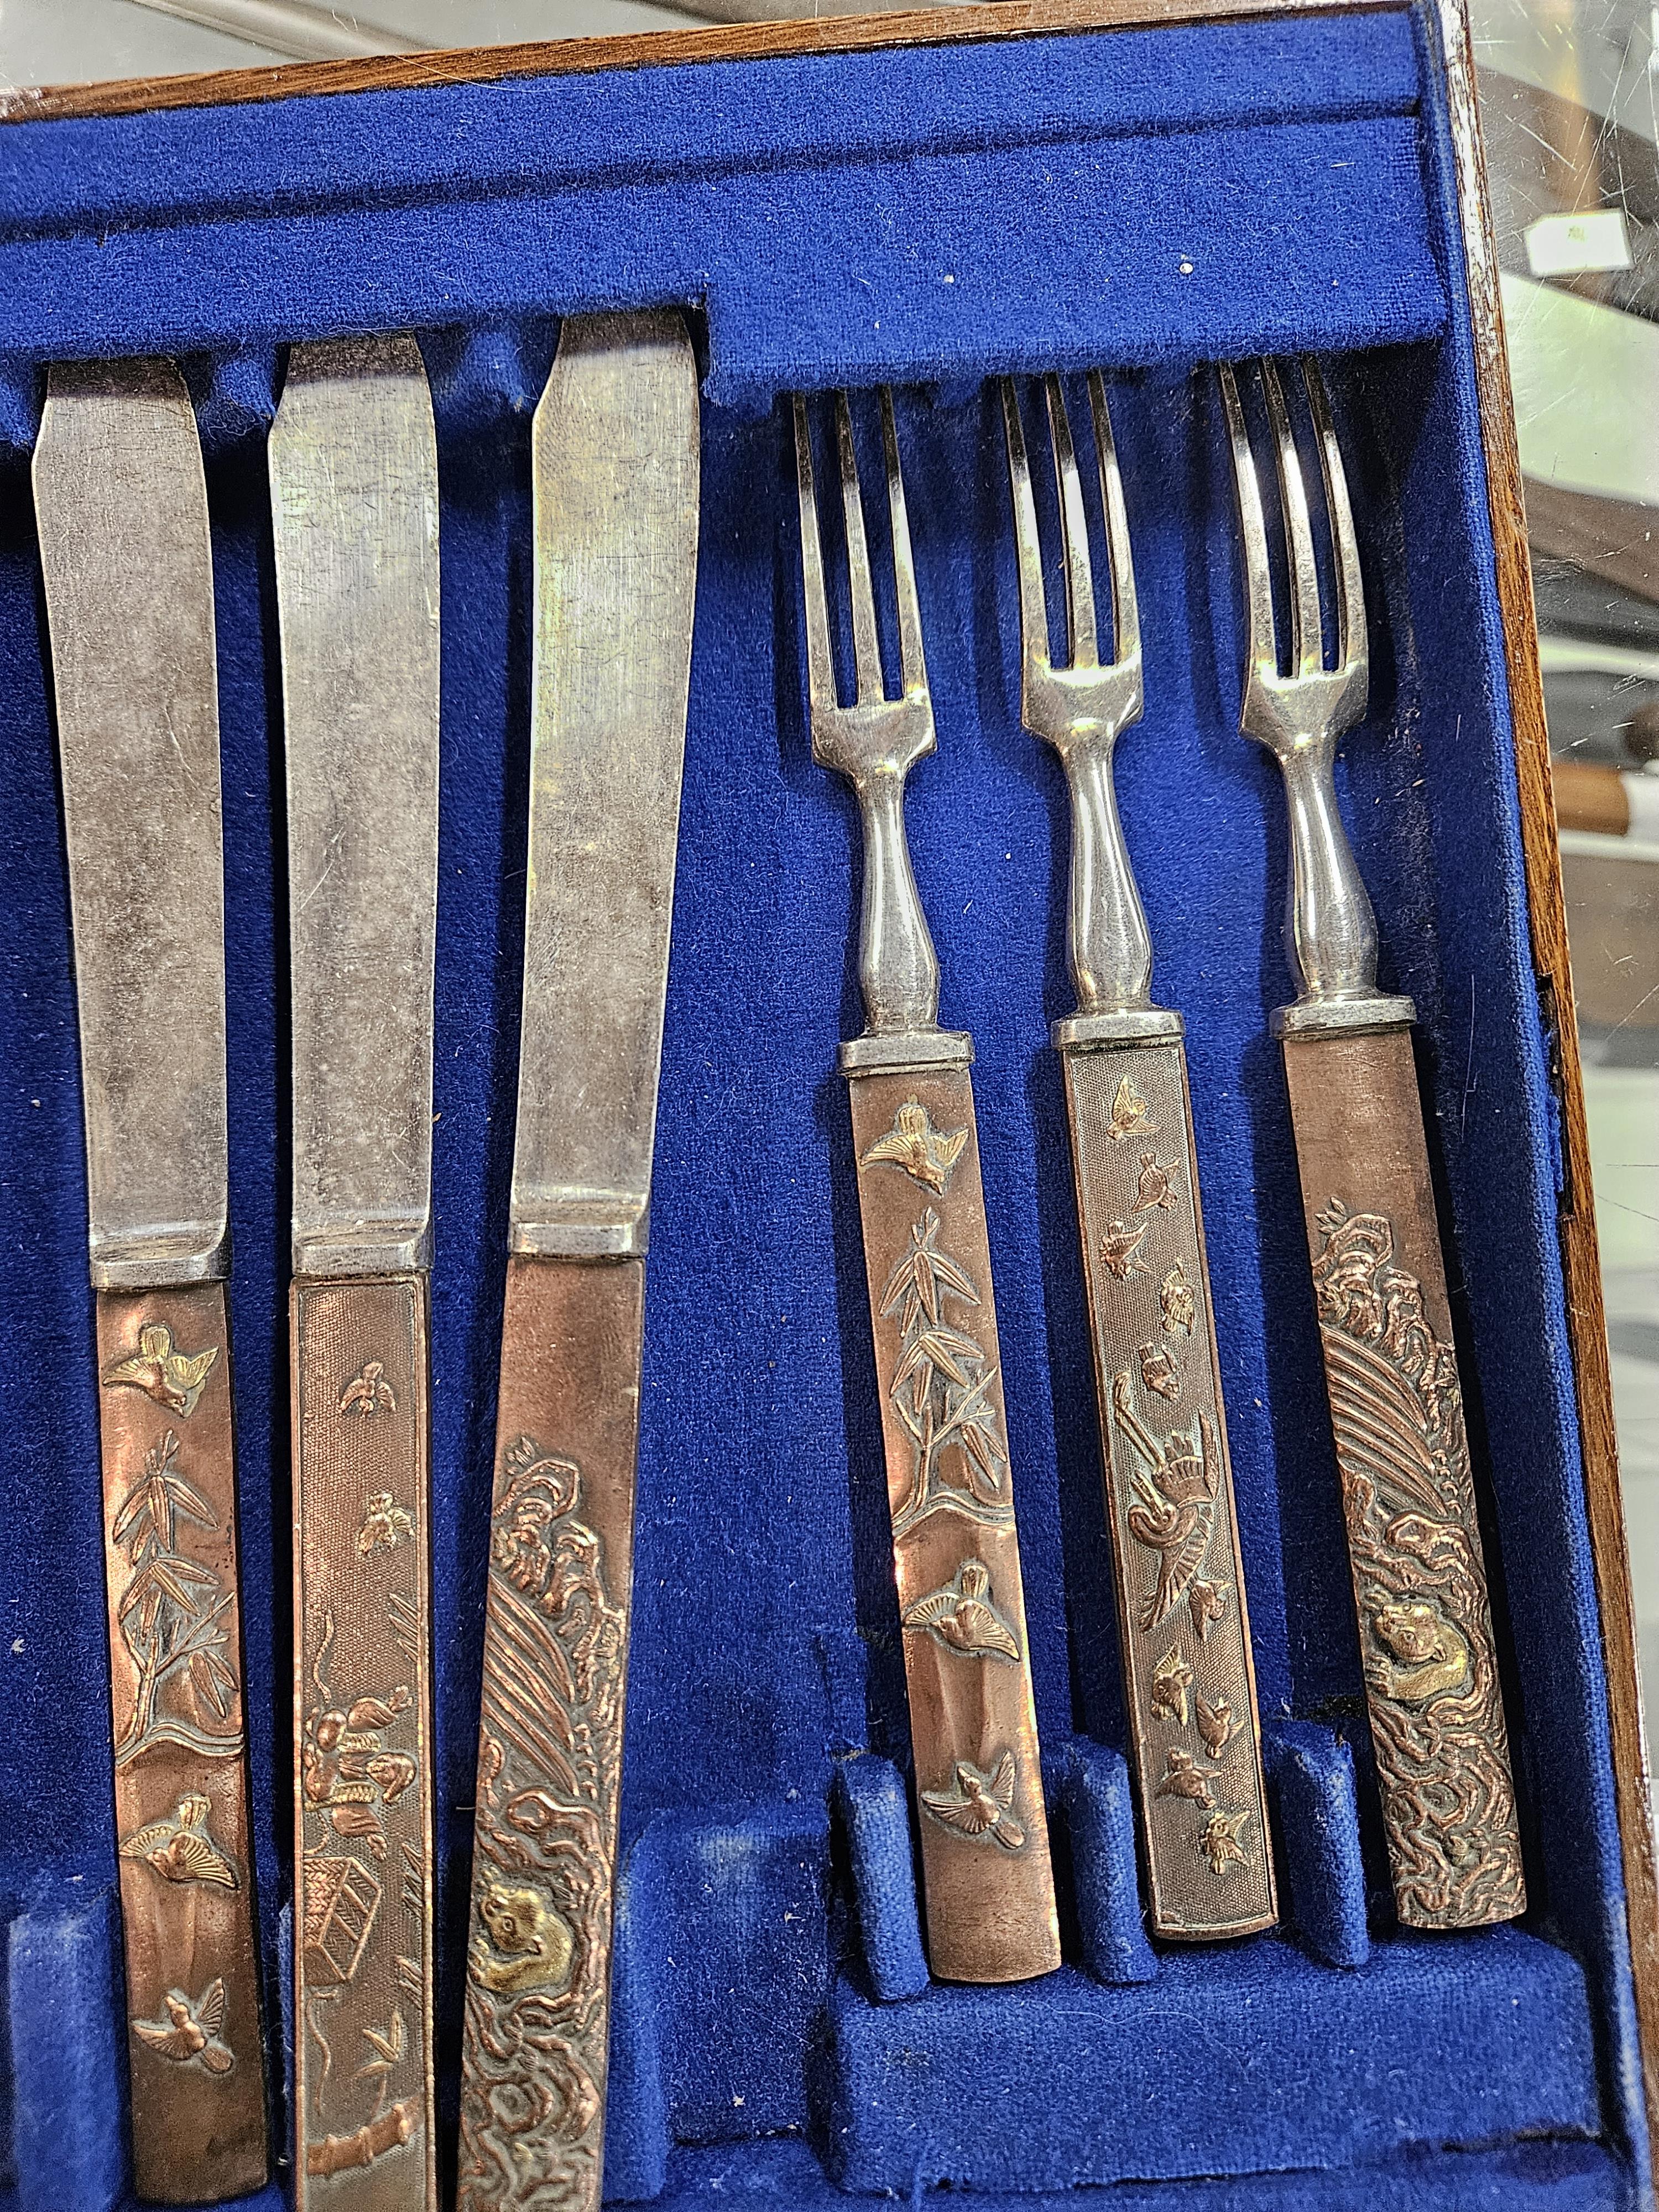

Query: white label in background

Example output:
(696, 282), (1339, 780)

(1525, 208), (1634, 279)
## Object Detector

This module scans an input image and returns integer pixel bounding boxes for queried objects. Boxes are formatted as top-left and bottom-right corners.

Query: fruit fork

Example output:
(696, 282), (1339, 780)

(793, 388), (1060, 1983)
(1220, 357), (1524, 1929)
(1003, 373), (1275, 1940)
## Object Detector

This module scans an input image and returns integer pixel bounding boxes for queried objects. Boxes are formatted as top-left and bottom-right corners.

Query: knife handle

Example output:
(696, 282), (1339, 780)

(1061, 1036), (1276, 1940)
(95, 1281), (268, 2205)
(458, 1254), (644, 2212)
(848, 1065), (1061, 1984)
(290, 1275), (437, 2209)
(1281, 1024), (1526, 1929)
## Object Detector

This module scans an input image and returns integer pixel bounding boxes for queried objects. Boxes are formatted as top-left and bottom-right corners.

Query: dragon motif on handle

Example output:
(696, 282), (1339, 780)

(458, 1437), (624, 2212)
(1313, 1199), (1525, 1928)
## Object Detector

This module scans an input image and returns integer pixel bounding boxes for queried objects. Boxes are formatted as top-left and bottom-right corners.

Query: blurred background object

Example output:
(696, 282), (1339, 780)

(3, 0), (1656, 1814)
(1476, 0), (1659, 1721)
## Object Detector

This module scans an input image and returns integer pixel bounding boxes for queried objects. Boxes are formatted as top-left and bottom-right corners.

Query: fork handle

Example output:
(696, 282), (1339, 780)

(1060, 1035), (1276, 1939)
(848, 1064), (1060, 1984)
(1281, 1025), (1526, 1929)
(854, 771), (941, 1037)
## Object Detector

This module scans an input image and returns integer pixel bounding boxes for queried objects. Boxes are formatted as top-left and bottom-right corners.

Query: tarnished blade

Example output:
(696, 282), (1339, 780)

(272, 333), (440, 1279)
(509, 310), (702, 1259)
(35, 358), (228, 1291)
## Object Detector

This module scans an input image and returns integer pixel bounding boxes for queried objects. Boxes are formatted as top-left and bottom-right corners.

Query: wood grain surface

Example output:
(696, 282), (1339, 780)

(0, 0), (1398, 123)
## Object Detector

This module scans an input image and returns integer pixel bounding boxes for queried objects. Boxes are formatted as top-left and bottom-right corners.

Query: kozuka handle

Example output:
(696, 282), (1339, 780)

(291, 1274), (437, 2208)
(1061, 1036), (1275, 1939)
(849, 1065), (1061, 1984)
(1281, 1024), (1525, 1929)
(96, 1281), (268, 2205)
(458, 1255), (645, 2212)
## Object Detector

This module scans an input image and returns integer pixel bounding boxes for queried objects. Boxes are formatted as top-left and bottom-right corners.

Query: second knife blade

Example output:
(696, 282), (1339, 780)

(273, 332), (441, 2210)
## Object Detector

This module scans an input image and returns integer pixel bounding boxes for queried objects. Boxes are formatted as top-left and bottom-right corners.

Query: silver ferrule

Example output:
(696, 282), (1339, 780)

(1270, 735), (1415, 1036)
(293, 1215), (432, 1280)
(510, 1187), (649, 1261)
(90, 1220), (231, 1293)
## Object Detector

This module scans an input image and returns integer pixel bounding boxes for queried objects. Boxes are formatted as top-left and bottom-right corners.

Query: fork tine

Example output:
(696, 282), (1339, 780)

(880, 388), (928, 698)
(1000, 378), (1051, 673)
(1261, 359), (1323, 680)
(1301, 356), (1367, 676)
(1045, 374), (1099, 670)
(1087, 370), (1140, 671)
(834, 390), (885, 706)
(1218, 362), (1279, 685)
(792, 394), (840, 717)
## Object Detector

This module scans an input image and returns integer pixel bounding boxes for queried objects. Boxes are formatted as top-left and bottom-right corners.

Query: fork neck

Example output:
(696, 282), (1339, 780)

(848, 768), (949, 1052)
(1057, 744), (1171, 1039)
(1272, 738), (1415, 1039)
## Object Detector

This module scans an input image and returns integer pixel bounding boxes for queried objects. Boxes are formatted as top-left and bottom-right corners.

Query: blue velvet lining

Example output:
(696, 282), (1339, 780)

(0, 7), (1642, 2208)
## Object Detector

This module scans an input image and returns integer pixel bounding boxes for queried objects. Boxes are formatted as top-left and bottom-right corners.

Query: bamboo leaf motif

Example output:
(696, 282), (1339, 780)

(108, 1426), (238, 1759)
(883, 1207), (1014, 1538)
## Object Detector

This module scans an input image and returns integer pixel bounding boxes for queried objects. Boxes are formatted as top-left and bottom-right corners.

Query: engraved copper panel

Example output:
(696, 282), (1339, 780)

(292, 1275), (436, 2208)
(1282, 1026), (1526, 1929)
(1064, 1040), (1275, 1938)
(458, 1254), (645, 2212)
(97, 1280), (268, 2204)
(848, 1066), (1061, 1985)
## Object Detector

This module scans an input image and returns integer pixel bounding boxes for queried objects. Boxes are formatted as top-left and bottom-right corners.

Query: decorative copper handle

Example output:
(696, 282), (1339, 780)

(1062, 1036), (1276, 1939)
(458, 1254), (645, 2212)
(1281, 1025), (1526, 1929)
(96, 1280), (268, 2205)
(291, 1274), (437, 2206)
(848, 1065), (1061, 1984)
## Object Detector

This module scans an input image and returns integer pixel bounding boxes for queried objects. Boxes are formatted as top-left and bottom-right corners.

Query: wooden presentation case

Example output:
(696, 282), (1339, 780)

(0, 0), (1652, 2204)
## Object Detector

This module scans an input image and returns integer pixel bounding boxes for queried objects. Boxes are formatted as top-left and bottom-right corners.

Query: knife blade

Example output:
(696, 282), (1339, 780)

(270, 332), (441, 2209)
(35, 357), (270, 2206)
(456, 310), (700, 2212)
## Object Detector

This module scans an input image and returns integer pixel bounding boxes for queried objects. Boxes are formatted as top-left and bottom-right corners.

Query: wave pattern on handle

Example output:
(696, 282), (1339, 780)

(458, 1256), (644, 2212)
(1284, 1027), (1525, 1929)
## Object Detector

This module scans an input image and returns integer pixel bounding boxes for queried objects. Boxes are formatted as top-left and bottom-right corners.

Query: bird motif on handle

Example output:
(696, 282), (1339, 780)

(920, 1752), (1025, 1850)
(901, 1559), (1021, 1661)
(1196, 1694), (1238, 1759)
(1150, 1642), (1193, 1726)
(1113, 1372), (1220, 1632)
(1105, 1074), (1156, 1142)
(1133, 1152), (1179, 1213)
(340, 1360), (397, 1420)
(1155, 1745), (1215, 1809)
(1199, 1809), (1252, 1876)
(119, 1792), (237, 1889)
(132, 1979), (234, 2073)
(860, 1098), (968, 1195)
(1100, 1219), (1152, 1282)
(102, 1322), (219, 1419)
